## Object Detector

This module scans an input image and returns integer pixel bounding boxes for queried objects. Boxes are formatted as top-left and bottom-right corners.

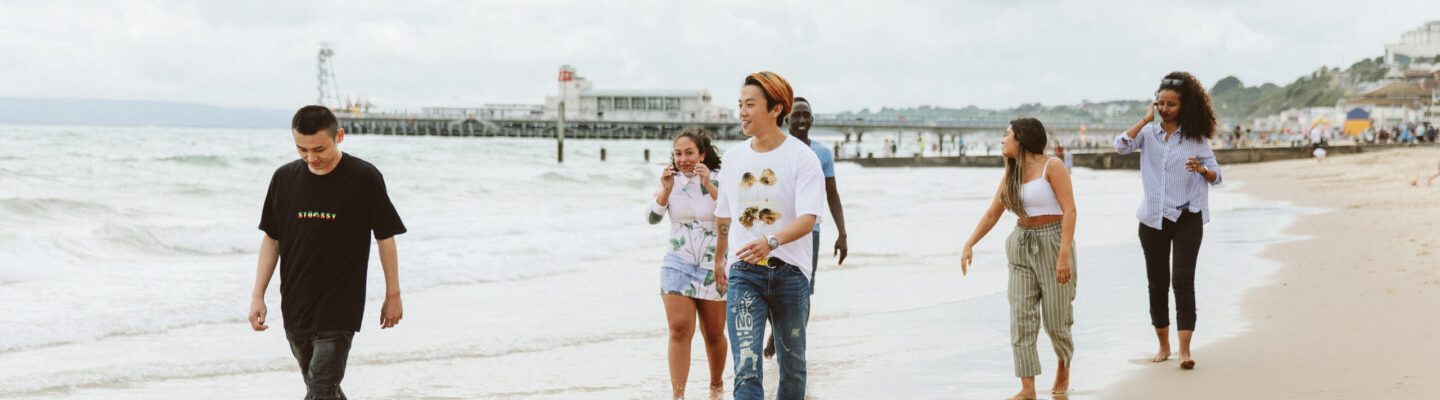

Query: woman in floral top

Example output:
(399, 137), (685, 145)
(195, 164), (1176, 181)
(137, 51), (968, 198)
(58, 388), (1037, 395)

(646, 129), (727, 400)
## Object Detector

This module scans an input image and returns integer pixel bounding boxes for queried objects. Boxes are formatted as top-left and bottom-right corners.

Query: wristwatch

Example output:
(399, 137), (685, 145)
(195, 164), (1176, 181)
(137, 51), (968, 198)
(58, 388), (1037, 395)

(765, 235), (780, 250)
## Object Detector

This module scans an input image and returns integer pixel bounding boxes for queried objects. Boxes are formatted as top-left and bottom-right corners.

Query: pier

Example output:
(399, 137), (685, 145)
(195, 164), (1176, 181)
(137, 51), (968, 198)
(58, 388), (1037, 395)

(337, 111), (1131, 142)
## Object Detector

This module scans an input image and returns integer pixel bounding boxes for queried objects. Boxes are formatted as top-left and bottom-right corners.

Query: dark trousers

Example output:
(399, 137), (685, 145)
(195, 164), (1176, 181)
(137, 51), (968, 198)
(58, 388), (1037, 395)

(286, 330), (354, 400)
(1138, 211), (1204, 331)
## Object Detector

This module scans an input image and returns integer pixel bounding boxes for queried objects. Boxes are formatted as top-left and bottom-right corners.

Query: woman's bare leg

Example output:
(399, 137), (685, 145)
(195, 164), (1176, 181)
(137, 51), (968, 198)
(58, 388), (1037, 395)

(695, 299), (728, 400)
(663, 295), (698, 399)
(1179, 330), (1196, 369)
(1011, 377), (1037, 400)
(1052, 359), (1070, 394)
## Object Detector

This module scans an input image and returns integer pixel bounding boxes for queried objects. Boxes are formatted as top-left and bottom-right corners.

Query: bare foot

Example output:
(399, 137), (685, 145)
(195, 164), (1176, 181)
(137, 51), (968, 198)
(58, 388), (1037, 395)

(709, 384), (723, 400)
(1179, 352), (1196, 370)
(1150, 349), (1171, 363)
(1008, 389), (1037, 400)
(1052, 362), (1070, 394)
(763, 335), (776, 359)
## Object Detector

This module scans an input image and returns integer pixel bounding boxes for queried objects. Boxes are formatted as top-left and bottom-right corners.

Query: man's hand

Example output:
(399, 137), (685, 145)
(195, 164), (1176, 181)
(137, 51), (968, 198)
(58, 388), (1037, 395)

(249, 299), (268, 331)
(735, 238), (773, 264)
(833, 234), (849, 266)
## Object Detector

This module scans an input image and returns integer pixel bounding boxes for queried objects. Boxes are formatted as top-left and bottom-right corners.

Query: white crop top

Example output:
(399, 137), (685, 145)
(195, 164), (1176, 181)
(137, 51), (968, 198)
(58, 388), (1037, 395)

(1020, 158), (1063, 217)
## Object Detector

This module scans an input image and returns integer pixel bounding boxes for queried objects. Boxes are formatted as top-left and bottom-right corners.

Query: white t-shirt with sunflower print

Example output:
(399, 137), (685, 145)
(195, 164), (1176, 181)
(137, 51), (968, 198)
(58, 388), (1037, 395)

(714, 136), (827, 281)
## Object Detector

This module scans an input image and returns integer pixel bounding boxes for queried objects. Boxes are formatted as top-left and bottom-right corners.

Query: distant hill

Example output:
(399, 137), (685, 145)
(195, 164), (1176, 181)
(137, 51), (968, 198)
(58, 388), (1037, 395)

(837, 56), (1401, 128)
(0, 97), (291, 128)
(1209, 56), (1391, 123)
(833, 100), (1150, 127)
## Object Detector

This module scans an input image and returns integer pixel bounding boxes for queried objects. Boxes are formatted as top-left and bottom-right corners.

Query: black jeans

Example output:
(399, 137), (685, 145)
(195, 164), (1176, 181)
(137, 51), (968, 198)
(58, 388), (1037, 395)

(1138, 211), (1204, 331)
(286, 330), (354, 400)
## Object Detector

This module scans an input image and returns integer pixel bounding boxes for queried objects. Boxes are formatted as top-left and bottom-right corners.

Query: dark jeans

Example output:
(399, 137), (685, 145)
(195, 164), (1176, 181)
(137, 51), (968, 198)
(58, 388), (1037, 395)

(809, 231), (819, 292)
(286, 330), (354, 400)
(727, 258), (811, 400)
(1138, 211), (1204, 331)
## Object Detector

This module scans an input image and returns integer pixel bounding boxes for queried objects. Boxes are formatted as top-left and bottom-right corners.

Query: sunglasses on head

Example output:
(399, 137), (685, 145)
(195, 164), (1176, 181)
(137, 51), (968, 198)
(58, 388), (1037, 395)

(1160, 78), (1184, 88)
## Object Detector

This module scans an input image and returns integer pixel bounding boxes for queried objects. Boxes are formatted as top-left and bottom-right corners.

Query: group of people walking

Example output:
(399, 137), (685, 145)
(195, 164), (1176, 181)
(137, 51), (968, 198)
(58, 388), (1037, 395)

(645, 71), (1223, 400)
(249, 70), (1224, 400)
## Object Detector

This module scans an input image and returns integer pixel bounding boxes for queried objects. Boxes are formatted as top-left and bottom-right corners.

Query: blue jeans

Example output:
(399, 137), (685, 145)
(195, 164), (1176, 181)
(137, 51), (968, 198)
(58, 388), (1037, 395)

(286, 330), (354, 400)
(727, 259), (811, 400)
(809, 230), (819, 292)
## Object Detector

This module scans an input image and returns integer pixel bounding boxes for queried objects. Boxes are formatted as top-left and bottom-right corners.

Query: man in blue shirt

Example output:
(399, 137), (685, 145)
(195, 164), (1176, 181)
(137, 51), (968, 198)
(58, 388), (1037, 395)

(764, 96), (850, 359)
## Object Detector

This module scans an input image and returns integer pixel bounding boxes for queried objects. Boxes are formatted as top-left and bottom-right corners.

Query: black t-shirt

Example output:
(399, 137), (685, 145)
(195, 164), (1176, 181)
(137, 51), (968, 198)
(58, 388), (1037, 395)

(258, 153), (406, 333)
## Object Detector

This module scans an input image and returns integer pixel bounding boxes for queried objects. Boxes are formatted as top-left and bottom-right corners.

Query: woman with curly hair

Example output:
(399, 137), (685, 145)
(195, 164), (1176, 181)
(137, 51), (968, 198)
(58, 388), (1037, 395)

(1114, 71), (1221, 371)
(646, 128), (728, 400)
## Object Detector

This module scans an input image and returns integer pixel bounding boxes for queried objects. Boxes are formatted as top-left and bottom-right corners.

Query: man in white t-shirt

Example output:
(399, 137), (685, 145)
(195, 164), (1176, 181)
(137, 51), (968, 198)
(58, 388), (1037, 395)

(714, 71), (826, 400)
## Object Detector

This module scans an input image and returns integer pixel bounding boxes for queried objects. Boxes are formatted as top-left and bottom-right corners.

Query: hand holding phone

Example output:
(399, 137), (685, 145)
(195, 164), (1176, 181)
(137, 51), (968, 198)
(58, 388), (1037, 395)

(1146, 97), (1158, 125)
(661, 161), (676, 190)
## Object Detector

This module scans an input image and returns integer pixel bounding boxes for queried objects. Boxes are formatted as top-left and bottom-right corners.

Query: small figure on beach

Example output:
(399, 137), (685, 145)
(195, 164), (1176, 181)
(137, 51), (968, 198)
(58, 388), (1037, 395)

(1054, 141), (1071, 171)
(1114, 72), (1222, 371)
(962, 118), (1079, 400)
(1422, 159), (1440, 187)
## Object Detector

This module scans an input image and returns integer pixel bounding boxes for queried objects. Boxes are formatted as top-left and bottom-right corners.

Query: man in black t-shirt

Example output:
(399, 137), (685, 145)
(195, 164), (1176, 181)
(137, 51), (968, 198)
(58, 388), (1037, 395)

(250, 105), (407, 399)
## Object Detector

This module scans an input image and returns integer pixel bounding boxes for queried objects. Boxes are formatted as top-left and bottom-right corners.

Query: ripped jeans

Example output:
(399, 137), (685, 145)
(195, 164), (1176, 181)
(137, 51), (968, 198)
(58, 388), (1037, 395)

(725, 258), (811, 400)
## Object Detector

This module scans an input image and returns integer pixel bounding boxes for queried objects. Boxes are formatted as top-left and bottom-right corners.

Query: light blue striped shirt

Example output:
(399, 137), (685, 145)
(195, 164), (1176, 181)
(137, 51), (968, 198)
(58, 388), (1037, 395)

(1113, 124), (1222, 229)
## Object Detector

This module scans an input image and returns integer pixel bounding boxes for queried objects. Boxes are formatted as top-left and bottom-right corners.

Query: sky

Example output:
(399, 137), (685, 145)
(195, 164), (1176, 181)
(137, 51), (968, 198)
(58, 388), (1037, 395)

(2, 0), (1437, 113)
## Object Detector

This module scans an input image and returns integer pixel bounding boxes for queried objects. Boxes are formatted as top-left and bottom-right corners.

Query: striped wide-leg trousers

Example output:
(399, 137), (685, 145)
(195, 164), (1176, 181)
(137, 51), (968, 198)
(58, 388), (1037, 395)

(1005, 221), (1077, 378)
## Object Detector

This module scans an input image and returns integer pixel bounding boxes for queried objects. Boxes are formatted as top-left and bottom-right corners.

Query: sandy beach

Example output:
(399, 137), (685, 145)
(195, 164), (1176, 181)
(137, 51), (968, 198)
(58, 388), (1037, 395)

(1103, 146), (1440, 399)
(4, 124), (1434, 399)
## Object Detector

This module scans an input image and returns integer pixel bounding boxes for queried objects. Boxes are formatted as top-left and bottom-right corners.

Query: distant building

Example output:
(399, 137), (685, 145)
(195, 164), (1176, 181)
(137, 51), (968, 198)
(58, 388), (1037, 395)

(1385, 20), (1440, 67)
(1251, 107), (1345, 133)
(544, 65), (732, 122)
(1347, 77), (1438, 126)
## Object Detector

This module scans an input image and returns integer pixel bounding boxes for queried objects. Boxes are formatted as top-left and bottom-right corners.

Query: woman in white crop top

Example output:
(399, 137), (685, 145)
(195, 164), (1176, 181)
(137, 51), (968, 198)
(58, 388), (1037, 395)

(644, 129), (728, 400)
(961, 118), (1079, 399)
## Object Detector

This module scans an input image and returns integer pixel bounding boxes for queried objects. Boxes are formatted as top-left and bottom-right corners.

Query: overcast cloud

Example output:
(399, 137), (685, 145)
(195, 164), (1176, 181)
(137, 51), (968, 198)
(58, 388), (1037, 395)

(1, 0), (1437, 112)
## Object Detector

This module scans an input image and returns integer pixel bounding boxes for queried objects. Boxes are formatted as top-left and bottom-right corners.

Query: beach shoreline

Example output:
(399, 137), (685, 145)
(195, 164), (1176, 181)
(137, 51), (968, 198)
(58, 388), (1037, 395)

(1101, 147), (1440, 399)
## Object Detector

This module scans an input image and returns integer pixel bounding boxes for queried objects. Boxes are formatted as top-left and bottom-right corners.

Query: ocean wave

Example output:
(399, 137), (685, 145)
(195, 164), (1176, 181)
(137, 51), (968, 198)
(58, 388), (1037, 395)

(240, 156), (274, 165)
(0, 197), (117, 221)
(536, 171), (582, 183)
(93, 223), (254, 257)
(154, 154), (230, 167)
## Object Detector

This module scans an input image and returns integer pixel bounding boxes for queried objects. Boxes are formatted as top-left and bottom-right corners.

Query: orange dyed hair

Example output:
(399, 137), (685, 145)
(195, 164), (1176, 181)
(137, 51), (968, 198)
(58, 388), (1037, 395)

(744, 71), (794, 126)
